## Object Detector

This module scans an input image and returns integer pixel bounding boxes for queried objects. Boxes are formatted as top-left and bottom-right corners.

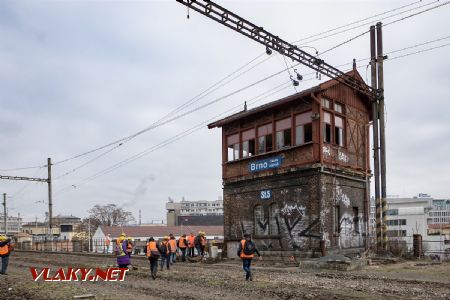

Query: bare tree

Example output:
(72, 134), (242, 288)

(88, 204), (135, 227)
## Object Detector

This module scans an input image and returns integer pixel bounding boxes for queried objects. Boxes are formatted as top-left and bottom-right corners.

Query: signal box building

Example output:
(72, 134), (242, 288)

(208, 70), (372, 257)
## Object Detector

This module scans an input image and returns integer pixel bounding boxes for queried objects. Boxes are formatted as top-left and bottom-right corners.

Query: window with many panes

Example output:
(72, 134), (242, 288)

(322, 98), (345, 147)
(257, 123), (273, 154)
(226, 133), (239, 161)
(275, 117), (291, 149)
(242, 128), (255, 158)
(295, 111), (312, 145)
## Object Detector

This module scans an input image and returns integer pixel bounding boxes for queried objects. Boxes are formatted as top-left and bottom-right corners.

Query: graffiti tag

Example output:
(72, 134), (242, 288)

(338, 151), (349, 163)
(280, 204), (306, 217)
(336, 185), (350, 207)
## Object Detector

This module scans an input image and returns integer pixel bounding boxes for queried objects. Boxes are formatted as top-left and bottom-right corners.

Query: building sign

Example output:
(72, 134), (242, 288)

(248, 156), (283, 173)
(260, 190), (272, 200)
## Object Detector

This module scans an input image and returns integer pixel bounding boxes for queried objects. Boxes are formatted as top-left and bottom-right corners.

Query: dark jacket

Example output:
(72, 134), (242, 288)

(237, 239), (260, 258)
(194, 235), (202, 247)
(160, 240), (171, 255)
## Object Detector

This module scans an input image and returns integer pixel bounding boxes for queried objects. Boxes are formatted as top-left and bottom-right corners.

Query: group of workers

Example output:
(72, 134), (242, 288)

(114, 231), (208, 280)
(115, 231), (261, 281)
(0, 231), (260, 281)
(145, 231), (207, 279)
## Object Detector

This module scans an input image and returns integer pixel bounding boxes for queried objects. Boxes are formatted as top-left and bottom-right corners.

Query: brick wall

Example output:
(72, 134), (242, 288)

(223, 167), (368, 255)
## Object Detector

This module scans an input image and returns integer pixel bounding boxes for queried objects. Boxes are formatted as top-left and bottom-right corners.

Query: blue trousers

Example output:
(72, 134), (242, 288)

(242, 258), (252, 279)
(1, 255), (9, 274)
(160, 254), (170, 270)
(169, 252), (176, 264)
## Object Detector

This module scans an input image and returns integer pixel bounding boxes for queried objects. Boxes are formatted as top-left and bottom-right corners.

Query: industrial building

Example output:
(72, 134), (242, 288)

(208, 69), (371, 257)
(0, 214), (22, 236)
(166, 198), (223, 226)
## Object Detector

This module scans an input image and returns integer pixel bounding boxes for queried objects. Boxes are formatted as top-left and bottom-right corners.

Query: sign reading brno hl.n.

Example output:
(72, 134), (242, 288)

(248, 156), (283, 173)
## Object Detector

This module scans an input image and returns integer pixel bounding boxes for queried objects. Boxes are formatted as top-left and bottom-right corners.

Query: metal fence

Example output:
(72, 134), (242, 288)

(15, 240), (89, 252)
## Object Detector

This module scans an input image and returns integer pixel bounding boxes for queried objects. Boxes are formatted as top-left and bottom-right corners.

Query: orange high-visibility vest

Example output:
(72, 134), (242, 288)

(0, 245), (9, 256)
(169, 239), (177, 253)
(146, 241), (159, 257)
(239, 240), (254, 259)
(187, 235), (195, 248)
(178, 237), (187, 248)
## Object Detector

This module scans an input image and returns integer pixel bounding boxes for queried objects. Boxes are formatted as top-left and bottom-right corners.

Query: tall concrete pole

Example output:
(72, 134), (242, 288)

(3, 193), (6, 235)
(376, 22), (387, 251)
(47, 158), (53, 237)
(370, 25), (382, 252)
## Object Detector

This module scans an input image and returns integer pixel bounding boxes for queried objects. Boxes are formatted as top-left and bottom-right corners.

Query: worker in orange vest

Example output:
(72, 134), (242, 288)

(237, 233), (261, 281)
(0, 235), (13, 275)
(146, 237), (161, 280)
(187, 233), (195, 257)
(105, 234), (111, 253)
(177, 234), (188, 262)
(168, 234), (177, 265)
(195, 231), (206, 257)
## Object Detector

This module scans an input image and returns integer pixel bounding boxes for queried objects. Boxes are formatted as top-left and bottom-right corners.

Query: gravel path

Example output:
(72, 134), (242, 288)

(0, 251), (449, 300)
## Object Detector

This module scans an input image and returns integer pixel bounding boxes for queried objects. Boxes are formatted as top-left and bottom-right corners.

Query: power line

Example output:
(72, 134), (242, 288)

(383, 0), (450, 27)
(54, 81), (294, 195)
(0, 165), (46, 172)
(34, 36), (450, 199)
(298, 0), (443, 46)
(0, 1), (430, 172)
(388, 42), (450, 60)
(317, 1), (449, 59)
(43, 1), (436, 165)
(3, 1), (444, 174)
(53, 142), (125, 180)
(45, 34), (450, 181)
(293, 0), (423, 44)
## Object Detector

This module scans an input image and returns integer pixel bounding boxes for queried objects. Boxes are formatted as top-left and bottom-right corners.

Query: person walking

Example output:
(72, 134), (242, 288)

(0, 235), (13, 275)
(187, 233), (195, 257)
(146, 237), (161, 280)
(168, 234), (177, 265)
(115, 233), (131, 269)
(177, 234), (187, 262)
(126, 237), (134, 258)
(237, 233), (261, 281)
(159, 236), (170, 271)
(194, 232), (203, 257)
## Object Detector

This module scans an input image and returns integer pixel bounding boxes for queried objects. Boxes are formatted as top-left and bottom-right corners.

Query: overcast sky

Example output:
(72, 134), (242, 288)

(1, 0), (449, 224)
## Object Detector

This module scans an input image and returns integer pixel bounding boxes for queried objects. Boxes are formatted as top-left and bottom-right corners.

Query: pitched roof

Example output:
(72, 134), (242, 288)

(208, 69), (367, 129)
(98, 225), (223, 238)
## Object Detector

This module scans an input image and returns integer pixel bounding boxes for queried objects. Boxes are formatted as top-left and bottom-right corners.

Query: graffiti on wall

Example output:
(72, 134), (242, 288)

(335, 184), (351, 208)
(280, 203), (306, 217)
(338, 151), (349, 163)
(322, 145), (331, 157)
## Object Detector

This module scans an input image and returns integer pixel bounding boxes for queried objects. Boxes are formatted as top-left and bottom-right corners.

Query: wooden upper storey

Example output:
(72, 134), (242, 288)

(208, 70), (372, 182)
